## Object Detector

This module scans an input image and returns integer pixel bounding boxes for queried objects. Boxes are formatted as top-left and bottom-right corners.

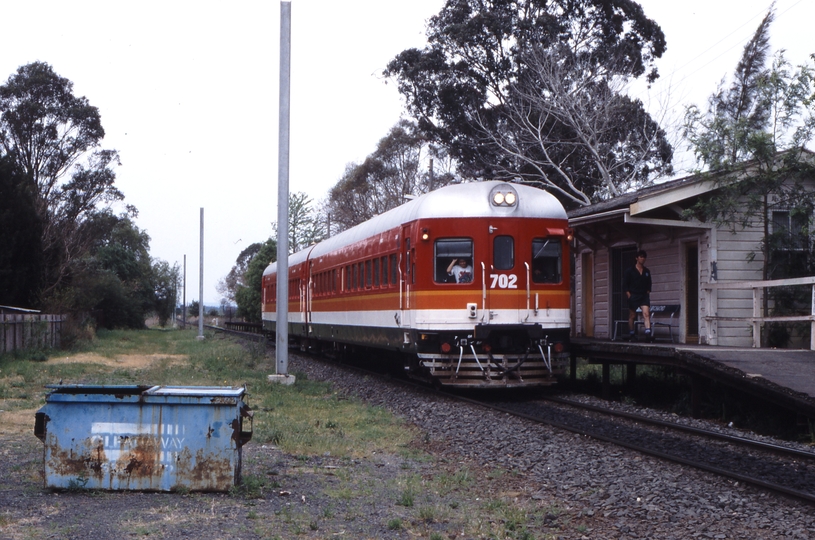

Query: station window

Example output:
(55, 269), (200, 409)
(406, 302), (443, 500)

(434, 238), (474, 284)
(770, 210), (810, 279)
(531, 238), (562, 283)
(494, 236), (514, 270)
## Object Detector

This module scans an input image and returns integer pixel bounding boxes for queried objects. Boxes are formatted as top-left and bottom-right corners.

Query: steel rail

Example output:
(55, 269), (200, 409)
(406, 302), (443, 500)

(459, 396), (815, 505)
(542, 395), (815, 461)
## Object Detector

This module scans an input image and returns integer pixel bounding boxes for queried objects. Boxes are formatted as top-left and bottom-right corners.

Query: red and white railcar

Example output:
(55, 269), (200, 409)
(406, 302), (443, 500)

(262, 181), (571, 388)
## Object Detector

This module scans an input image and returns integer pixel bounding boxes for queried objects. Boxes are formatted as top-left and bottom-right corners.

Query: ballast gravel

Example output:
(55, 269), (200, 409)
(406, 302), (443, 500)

(288, 353), (815, 539)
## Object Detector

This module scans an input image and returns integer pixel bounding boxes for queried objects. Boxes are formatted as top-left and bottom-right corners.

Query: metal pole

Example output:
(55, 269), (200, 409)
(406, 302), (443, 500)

(182, 255), (187, 329)
(173, 264), (178, 328)
(275, 1), (291, 375)
(198, 208), (205, 340)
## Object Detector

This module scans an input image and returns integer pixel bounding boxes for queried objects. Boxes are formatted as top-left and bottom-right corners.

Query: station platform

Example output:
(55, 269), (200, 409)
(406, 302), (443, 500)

(570, 338), (815, 419)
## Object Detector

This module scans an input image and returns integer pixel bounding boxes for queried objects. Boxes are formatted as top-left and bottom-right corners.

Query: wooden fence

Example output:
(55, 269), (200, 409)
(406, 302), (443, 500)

(703, 276), (815, 350)
(0, 313), (64, 353)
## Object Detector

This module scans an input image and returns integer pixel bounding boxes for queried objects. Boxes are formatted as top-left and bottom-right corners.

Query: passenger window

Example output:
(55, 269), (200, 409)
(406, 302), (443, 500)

(494, 236), (514, 270)
(435, 239), (474, 284)
(532, 238), (562, 283)
(381, 256), (388, 286)
(390, 254), (398, 284)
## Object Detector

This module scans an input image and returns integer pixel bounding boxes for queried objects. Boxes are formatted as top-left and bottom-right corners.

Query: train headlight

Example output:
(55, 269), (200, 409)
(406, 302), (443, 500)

(489, 185), (518, 207)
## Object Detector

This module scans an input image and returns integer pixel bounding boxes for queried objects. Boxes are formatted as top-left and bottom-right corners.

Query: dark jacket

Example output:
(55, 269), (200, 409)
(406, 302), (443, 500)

(623, 265), (652, 296)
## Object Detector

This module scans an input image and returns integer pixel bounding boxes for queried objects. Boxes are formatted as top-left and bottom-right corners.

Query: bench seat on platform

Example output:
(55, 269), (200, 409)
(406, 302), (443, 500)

(612, 304), (681, 343)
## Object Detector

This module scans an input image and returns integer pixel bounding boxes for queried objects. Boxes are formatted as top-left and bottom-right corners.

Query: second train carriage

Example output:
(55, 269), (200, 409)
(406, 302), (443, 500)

(262, 181), (572, 388)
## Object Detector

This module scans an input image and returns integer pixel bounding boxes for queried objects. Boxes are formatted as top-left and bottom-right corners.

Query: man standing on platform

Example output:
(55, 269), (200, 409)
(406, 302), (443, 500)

(623, 250), (652, 342)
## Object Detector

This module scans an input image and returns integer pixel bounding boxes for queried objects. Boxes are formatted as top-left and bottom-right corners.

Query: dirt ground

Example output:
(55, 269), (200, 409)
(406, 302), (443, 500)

(0, 353), (497, 539)
(0, 353), (186, 437)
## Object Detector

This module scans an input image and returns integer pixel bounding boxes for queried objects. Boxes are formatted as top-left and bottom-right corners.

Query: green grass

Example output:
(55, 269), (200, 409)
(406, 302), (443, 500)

(1, 328), (415, 458)
(1, 327), (589, 539)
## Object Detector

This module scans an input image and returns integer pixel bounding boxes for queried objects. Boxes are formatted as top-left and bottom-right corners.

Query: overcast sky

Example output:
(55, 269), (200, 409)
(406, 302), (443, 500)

(1, 0), (811, 305)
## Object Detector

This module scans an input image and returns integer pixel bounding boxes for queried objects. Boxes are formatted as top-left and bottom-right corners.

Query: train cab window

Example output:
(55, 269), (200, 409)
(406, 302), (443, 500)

(373, 258), (380, 286)
(434, 239), (474, 284)
(494, 236), (514, 270)
(365, 260), (372, 288)
(532, 238), (562, 283)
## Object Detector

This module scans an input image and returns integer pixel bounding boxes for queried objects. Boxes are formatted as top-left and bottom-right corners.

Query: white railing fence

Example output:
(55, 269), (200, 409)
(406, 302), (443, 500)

(702, 276), (815, 350)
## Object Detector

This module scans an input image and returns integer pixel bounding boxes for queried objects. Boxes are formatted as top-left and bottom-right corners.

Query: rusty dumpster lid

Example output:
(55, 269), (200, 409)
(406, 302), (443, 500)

(43, 384), (246, 403)
(146, 385), (246, 398)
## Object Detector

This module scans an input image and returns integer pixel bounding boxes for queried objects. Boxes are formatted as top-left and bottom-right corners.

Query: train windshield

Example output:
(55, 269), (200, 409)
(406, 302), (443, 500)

(435, 239), (474, 283)
(531, 238), (562, 283)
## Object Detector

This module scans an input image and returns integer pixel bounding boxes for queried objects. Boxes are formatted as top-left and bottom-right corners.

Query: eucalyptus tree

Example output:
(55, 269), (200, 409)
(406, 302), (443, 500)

(384, 0), (671, 207)
(0, 62), (123, 295)
(218, 242), (264, 305)
(234, 238), (276, 323)
(0, 155), (42, 306)
(272, 191), (326, 254)
(151, 259), (180, 327)
(327, 119), (457, 232)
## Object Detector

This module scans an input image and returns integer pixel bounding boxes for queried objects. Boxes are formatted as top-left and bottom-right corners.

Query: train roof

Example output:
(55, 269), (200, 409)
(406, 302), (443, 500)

(264, 181), (566, 275)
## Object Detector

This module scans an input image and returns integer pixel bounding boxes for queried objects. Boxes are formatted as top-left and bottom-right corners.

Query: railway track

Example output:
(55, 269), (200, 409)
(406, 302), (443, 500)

(477, 395), (815, 504)
(211, 325), (815, 504)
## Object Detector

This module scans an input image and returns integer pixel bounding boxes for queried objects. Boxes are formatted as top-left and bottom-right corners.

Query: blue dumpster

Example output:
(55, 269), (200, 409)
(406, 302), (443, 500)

(34, 385), (253, 492)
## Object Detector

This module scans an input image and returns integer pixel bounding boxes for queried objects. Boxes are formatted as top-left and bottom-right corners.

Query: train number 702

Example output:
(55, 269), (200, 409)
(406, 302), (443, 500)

(489, 274), (518, 289)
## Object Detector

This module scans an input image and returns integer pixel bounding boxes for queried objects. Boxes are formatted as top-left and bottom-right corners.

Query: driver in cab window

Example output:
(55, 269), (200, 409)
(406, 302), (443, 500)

(446, 258), (473, 283)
